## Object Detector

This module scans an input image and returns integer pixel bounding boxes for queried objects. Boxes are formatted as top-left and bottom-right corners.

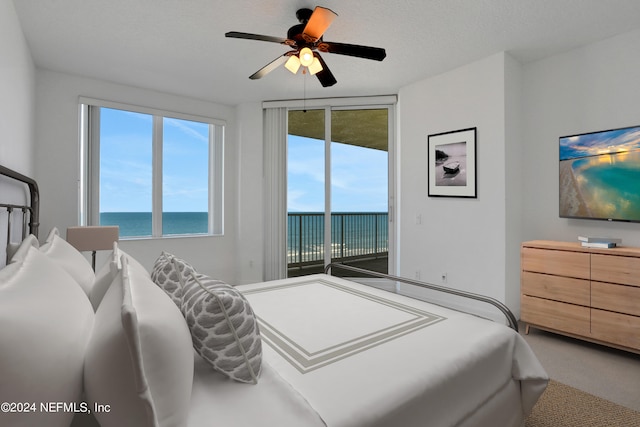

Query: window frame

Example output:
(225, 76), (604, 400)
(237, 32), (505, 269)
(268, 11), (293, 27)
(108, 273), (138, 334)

(78, 97), (225, 239)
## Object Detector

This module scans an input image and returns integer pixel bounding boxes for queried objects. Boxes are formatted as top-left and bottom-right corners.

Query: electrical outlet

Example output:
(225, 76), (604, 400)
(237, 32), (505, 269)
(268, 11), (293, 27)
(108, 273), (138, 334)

(415, 270), (421, 280)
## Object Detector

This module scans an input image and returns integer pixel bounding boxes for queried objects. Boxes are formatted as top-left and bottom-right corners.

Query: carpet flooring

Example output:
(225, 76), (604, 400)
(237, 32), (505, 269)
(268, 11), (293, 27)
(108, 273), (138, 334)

(526, 380), (640, 427)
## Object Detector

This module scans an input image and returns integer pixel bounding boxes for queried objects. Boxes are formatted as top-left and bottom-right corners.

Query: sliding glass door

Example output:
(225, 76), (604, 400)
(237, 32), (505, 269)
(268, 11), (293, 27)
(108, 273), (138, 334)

(287, 106), (391, 277)
(330, 108), (389, 276)
(287, 109), (326, 274)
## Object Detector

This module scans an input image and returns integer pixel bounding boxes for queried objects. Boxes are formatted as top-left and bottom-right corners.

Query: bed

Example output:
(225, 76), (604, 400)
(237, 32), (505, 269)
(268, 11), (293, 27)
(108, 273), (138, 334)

(0, 164), (548, 427)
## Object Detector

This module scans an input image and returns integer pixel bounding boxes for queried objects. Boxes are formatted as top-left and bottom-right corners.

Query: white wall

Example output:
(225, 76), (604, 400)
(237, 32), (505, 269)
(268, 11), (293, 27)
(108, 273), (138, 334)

(396, 28), (640, 320)
(397, 52), (520, 320)
(0, 1), (36, 264)
(0, 0), (34, 174)
(33, 70), (239, 281)
(522, 28), (640, 246)
(504, 55), (524, 314)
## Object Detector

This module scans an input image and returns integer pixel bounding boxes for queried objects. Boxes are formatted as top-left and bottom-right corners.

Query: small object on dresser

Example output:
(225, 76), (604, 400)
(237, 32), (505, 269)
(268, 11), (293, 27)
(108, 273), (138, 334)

(581, 241), (617, 248)
(577, 236), (621, 248)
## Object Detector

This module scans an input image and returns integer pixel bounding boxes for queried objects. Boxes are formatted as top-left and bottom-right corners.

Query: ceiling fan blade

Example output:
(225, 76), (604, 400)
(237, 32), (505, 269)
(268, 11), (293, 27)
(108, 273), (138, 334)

(302, 6), (338, 42)
(249, 55), (289, 80)
(313, 53), (337, 87)
(319, 41), (386, 61)
(225, 31), (288, 44)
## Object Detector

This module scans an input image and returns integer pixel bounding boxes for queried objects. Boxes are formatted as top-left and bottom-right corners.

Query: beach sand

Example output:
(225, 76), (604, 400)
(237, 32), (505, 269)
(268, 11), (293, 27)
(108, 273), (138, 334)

(559, 159), (590, 217)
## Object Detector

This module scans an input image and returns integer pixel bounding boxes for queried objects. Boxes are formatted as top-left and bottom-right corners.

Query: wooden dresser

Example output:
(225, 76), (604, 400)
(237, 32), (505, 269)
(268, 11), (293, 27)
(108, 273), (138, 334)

(521, 240), (640, 353)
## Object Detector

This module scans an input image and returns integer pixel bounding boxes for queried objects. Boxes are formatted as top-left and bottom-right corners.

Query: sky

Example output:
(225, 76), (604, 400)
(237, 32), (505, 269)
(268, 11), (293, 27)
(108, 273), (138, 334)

(99, 107), (209, 212)
(99, 107), (388, 213)
(287, 135), (388, 212)
(559, 126), (640, 161)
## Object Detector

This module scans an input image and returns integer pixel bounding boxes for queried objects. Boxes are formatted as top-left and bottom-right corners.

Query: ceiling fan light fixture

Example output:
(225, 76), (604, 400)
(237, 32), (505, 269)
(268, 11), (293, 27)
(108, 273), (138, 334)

(226, 6), (385, 87)
(308, 56), (323, 75)
(285, 55), (301, 74)
(299, 47), (314, 67)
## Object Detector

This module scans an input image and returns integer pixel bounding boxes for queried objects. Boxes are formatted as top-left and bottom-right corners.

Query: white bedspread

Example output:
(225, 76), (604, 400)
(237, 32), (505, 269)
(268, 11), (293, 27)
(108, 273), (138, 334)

(188, 353), (325, 427)
(237, 274), (548, 427)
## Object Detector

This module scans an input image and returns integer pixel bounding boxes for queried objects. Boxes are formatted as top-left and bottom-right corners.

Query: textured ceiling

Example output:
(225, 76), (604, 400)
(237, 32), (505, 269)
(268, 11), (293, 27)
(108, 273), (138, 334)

(12, 0), (640, 106)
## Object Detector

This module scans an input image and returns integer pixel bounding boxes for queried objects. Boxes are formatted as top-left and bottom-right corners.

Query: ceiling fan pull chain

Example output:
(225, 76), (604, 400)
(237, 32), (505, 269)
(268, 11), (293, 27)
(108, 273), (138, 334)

(303, 71), (307, 113)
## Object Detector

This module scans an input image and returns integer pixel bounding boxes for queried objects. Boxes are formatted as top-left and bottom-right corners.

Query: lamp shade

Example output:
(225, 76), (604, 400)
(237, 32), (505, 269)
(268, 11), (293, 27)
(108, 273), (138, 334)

(299, 48), (314, 67)
(285, 55), (301, 74)
(66, 226), (119, 252)
(308, 57), (323, 75)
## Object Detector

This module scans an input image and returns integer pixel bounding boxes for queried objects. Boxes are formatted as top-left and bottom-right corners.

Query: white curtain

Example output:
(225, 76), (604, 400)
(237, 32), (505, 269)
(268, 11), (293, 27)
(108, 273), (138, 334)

(263, 107), (287, 280)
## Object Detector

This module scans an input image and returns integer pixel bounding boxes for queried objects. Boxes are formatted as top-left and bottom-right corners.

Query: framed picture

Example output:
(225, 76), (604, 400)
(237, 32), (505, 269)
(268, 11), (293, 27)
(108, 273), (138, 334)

(427, 127), (477, 198)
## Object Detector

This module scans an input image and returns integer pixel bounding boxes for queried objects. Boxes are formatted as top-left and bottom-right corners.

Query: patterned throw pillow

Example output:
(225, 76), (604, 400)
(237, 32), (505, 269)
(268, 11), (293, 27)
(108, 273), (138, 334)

(182, 273), (262, 384)
(150, 252), (195, 307)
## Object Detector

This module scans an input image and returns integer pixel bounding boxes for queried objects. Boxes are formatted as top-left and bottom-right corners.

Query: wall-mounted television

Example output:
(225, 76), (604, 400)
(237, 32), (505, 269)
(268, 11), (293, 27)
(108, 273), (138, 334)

(559, 124), (640, 222)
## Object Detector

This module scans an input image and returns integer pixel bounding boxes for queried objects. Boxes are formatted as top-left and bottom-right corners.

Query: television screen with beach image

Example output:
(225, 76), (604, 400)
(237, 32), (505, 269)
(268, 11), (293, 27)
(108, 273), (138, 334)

(559, 125), (640, 222)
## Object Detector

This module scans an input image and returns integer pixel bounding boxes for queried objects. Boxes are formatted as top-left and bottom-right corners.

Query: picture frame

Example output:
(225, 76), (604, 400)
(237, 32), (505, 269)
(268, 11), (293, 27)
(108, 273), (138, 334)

(427, 127), (477, 198)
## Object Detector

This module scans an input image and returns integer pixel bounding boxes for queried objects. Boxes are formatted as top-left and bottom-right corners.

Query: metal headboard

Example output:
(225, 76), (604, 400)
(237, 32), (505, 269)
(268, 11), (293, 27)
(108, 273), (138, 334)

(0, 165), (40, 262)
(325, 263), (519, 332)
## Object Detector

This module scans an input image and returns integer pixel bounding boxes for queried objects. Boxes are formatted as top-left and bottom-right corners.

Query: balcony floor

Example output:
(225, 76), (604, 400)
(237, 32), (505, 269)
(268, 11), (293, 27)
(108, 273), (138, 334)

(287, 256), (388, 278)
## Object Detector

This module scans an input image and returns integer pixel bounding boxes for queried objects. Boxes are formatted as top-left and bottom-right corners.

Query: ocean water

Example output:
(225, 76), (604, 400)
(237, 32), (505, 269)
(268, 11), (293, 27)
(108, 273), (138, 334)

(100, 212), (208, 237)
(571, 151), (640, 220)
(101, 212), (388, 265)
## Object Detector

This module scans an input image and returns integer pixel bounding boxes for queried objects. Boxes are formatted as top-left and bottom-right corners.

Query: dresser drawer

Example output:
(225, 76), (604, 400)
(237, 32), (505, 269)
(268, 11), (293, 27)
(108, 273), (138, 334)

(521, 295), (590, 336)
(591, 254), (640, 287)
(521, 247), (590, 279)
(521, 271), (590, 306)
(591, 281), (640, 317)
(591, 308), (640, 351)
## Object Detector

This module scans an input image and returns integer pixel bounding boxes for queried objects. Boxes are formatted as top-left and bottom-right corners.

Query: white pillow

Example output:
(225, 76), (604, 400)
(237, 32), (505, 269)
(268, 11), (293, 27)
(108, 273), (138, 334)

(39, 227), (95, 295)
(5, 241), (20, 260)
(6, 234), (38, 261)
(112, 242), (149, 277)
(182, 273), (263, 384)
(88, 242), (150, 311)
(0, 243), (94, 427)
(88, 242), (121, 311)
(84, 256), (194, 427)
(8, 234), (39, 263)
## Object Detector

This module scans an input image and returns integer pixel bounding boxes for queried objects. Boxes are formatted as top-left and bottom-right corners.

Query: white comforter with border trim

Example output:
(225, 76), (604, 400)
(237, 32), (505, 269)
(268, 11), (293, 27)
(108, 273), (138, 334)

(236, 274), (548, 427)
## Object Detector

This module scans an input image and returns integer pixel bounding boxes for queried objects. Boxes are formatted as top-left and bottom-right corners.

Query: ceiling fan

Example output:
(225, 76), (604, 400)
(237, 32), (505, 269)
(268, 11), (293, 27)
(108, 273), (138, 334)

(225, 6), (386, 87)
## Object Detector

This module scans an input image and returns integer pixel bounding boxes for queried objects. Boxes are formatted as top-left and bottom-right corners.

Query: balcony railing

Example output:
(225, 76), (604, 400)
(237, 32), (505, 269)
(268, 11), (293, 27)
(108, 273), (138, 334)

(287, 212), (388, 268)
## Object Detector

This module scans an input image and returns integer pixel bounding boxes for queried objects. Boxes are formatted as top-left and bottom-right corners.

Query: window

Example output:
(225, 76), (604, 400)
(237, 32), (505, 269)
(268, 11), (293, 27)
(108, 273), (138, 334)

(79, 99), (224, 238)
